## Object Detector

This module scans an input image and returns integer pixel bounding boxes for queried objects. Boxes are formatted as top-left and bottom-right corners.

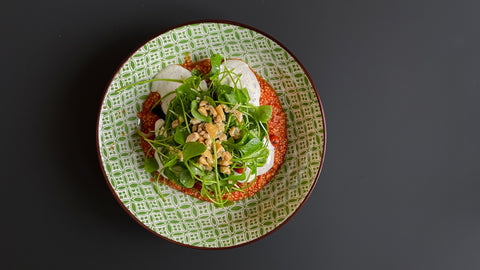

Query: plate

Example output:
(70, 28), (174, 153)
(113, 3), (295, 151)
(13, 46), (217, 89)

(96, 20), (326, 248)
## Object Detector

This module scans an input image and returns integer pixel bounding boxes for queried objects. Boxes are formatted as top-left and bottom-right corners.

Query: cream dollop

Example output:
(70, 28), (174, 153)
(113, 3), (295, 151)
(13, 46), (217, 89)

(151, 64), (207, 114)
(219, 59), (261, 106)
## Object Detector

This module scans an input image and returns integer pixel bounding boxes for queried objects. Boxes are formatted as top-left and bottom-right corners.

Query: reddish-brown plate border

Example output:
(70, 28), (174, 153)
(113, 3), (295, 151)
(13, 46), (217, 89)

(96, 20), (327, 249)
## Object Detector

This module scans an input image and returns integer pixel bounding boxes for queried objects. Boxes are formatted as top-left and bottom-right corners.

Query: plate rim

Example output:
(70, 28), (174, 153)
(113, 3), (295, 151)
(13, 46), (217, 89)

(95, 19), (327, 249)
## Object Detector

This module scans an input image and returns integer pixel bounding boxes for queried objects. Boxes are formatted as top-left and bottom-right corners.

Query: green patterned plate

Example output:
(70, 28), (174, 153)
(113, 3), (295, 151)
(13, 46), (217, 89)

(96, 21), (326, 248)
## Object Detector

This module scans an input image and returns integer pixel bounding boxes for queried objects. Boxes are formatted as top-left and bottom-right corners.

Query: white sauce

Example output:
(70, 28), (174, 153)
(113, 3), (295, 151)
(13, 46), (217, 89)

(257, 138), (276, 175)
(152, 61), (275, 183)
(151, 64), (207, 114)
(219, 59), (261, 106)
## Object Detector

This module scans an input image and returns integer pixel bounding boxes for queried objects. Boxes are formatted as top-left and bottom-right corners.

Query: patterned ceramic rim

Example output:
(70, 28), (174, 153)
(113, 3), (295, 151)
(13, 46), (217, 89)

(96, 20), (326, 249)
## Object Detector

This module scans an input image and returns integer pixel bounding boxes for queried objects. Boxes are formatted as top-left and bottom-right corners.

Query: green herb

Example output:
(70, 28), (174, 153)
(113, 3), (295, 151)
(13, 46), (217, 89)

(191, 69), (202, 77)
(144, 157), (159, 173)
(152, 173), (166, 201)
(164, 164), (195, 188)
(239, 137), (263, 156)
(182, 142), (207, 162)
(173, 126), (189, 145)
(206, 53), (222, 79)
(251, 105), (272, 122)
(162, 155), (178, 168)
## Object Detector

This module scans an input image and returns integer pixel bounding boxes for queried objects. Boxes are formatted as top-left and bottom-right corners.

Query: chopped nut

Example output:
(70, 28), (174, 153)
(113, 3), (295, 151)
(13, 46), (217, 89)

(218, 151), (233, 166)
(215, 141), (225, 156)
(229, 127), (241, 139)
(218, 160), (233, 166)
(206, 105), (217, 117)
(218, 133), (227, 142)
(190, 118), (201, 125)
(220, 166), (231, 175)
(215, 122), (225, 133)
(205, 123), (217, 139)
(186, 132), (200, 143)
(198, 156), (212, 171)
(233, 110), (243, 124)
(204, 137), (212, 150)
(199, 100), (208, 107)
(198, 106), (208, 116)
(215, 105), (226, 122)
(203, 150), (214, 166)
(172, 119), (179, 129)
(223, 151), (232, 162)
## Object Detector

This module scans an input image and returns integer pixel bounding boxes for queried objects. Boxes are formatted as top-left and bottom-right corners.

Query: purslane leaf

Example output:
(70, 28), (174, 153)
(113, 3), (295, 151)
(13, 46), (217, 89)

(239, 137), (263, 156)
(144, 157), (159, 173)
(183, 142), (207, 163)
(253, 105), (272, 122)
(207, 53), (222, 79)
(174, 126), (189, 145)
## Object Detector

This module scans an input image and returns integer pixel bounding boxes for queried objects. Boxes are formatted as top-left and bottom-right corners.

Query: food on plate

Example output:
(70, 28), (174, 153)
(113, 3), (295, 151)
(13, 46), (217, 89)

(137, 54), (287, 206)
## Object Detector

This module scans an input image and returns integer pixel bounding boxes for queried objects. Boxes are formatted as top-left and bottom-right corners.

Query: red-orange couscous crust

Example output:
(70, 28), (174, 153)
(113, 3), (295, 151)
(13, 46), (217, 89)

(137, 58), (287, 202)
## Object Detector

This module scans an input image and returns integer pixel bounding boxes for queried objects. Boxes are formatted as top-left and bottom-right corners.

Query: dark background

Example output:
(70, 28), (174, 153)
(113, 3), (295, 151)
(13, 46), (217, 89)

(2, 0), (480, 269)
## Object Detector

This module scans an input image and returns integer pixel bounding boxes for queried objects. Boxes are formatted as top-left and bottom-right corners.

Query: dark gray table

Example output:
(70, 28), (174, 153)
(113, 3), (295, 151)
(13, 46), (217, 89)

(3, 0), (480, 269)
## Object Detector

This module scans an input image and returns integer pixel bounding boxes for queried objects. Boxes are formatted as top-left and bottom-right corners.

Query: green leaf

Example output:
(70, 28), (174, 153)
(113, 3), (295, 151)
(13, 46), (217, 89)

(183, 142), (207, 162)
(174, 126), (189, 145)
(238, 87), (250, 104)
(253, 105), (272, 122)
(183, 75), (203, 92)
(190, 164), (205, 177)
(164, 164), (195, 188)
(207, 54), (222, 79)
(202, 95), (216, 107)
(225, 172), (248, 181)
(254, 147), (269, 166)
(216, 84), (250, 105)
(144, 157), (159, 173)
(239, 137), (263, 156)
(216, 85), (234, 101)
(191, 69), (202, 77)
(163, 154), (178, 168)
(179, 169), (195, 188)
(175, 83), (197, 103)
(163, 167), (177, 182)
(200, 171), (216, 185)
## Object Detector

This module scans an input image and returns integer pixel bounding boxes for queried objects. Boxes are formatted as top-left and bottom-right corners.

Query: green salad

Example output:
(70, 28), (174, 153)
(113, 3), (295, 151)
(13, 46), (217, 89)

(138, 54), (273, 207)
